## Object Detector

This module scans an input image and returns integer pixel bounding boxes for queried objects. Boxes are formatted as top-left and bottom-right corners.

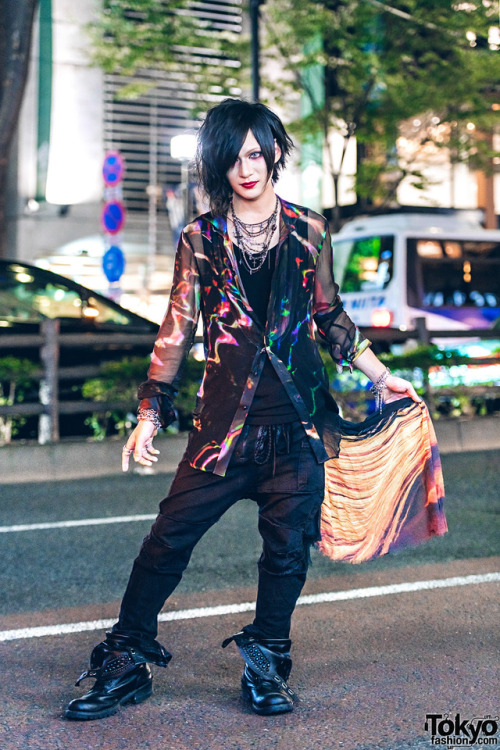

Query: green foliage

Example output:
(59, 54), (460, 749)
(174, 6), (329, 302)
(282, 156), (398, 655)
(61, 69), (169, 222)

(82, 356), (148, 403)
(88, 0), (500, 226)
(89, 0), (195, 75)
(88, 0), (249, 104)
(261, 0), (500, 223)
(0, 356), (38, 445)
(0, 356), (37, 383)
(82, 354), (205, 438)
(82, 356), (149, 439)
(378, 344), (470, 370)
(319, 343), (500, 421)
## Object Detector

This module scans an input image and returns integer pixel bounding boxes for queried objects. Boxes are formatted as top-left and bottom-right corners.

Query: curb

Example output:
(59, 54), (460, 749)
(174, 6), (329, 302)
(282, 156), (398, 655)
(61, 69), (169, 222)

(1, 434), (188, 485)
(2, 416), (500, 484)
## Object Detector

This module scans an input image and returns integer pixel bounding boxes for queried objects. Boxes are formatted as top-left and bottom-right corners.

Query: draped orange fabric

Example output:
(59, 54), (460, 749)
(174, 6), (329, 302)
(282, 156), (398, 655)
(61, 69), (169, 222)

(318, 398), (447, 564)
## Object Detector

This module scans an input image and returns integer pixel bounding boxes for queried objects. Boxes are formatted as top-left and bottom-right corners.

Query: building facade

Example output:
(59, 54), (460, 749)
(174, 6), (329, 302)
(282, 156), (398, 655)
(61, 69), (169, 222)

(8, 0), (245, 321)
(6, 0), (499, 322)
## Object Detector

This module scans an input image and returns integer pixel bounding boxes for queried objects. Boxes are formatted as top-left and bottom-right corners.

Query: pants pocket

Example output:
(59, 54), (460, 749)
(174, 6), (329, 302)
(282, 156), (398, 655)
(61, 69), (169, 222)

(297, 438), (324, 491)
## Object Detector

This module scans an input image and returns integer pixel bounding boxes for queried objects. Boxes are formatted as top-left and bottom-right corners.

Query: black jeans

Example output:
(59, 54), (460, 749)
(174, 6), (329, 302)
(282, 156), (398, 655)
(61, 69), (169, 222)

(114, 421), (324, 642)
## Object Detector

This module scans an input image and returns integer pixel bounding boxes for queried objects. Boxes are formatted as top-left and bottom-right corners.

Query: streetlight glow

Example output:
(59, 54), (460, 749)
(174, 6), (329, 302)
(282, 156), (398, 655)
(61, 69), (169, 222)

(170, 134), (197, 161)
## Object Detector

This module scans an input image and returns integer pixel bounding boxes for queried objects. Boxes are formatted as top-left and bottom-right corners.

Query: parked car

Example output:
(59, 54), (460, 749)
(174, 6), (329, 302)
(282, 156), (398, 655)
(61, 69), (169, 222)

(0, 259), (162, 441)
(0, 259), (158, 362)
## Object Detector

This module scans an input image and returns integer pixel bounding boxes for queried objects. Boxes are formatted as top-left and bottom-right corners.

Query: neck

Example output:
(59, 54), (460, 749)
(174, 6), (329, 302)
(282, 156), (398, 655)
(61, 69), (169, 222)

(231, 184), (278, 222)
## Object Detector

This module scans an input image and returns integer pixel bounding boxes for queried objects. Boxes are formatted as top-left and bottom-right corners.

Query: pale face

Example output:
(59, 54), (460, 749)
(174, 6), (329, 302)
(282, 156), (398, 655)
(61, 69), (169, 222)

(226, 130), (280, 205)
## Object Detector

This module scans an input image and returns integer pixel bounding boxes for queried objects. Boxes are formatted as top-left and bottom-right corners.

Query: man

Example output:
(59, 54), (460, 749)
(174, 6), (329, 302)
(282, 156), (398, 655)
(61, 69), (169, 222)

(65, 99), (420, 720)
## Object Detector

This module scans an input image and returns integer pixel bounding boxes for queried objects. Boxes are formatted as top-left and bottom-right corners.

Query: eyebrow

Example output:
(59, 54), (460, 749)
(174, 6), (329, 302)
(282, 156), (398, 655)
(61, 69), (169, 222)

(238, 145), (261, 158)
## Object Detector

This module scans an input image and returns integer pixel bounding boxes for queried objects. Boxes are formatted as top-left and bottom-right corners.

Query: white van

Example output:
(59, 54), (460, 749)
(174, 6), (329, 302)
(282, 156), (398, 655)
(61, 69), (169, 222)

(331, 211), (500, 335)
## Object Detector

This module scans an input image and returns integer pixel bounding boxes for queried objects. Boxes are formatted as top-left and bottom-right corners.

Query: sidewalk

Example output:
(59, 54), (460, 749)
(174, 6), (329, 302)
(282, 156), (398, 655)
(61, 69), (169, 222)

(1, 415), (499, 484)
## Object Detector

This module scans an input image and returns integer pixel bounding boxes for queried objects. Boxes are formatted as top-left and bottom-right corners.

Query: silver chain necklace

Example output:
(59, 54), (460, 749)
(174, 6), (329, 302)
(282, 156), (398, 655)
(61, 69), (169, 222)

(230, 197), (280, 274)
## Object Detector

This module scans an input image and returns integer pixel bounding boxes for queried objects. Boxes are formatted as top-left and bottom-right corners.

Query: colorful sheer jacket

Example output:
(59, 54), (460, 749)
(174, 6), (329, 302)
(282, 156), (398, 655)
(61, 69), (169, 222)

(138, 197), (370, 476)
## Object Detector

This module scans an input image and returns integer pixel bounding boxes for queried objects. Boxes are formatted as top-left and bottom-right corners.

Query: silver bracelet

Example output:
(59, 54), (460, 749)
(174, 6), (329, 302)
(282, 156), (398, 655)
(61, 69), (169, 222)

(370, 367), (391, 414)
(137, 408), (162, 430)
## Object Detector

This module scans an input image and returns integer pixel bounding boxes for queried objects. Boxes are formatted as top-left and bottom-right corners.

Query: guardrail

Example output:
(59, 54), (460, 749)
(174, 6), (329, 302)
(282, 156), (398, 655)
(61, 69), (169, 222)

(0, 320), (157, 444)
(0, 318), (499, 444)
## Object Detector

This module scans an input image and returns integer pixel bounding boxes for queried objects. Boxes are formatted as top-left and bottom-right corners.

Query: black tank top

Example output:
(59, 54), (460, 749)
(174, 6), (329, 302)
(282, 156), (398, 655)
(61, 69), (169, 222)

(233, 242), (298, 425)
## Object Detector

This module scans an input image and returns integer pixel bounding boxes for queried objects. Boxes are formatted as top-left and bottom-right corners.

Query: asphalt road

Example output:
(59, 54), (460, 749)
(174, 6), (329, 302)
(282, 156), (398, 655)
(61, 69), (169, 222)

(0, 449), (499, 750)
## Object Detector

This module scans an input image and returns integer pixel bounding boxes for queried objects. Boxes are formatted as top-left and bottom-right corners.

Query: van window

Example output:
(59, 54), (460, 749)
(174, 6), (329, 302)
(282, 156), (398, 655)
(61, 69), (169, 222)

(332, 235), (394, 292)
(407, 238), (500, 308)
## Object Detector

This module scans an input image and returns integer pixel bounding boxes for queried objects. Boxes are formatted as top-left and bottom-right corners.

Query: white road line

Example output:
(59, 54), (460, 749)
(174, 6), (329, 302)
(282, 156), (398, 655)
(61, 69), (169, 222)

(0, 572), (498, 643)
(0, 515), (157, 533)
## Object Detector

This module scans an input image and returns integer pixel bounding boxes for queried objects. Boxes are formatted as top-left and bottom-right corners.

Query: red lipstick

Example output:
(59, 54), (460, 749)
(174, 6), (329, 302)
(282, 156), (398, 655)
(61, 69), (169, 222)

(241, 181), (258, 189)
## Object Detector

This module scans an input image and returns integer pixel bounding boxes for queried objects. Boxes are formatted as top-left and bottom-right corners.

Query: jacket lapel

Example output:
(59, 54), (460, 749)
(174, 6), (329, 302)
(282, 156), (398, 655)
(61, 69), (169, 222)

(207, 214), (263, 328)
(205, 198), (308, 336)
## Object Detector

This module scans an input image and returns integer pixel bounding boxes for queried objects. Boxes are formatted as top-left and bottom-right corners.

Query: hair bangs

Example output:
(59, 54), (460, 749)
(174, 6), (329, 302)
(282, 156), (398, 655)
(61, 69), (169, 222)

(196, 99), (294, 218)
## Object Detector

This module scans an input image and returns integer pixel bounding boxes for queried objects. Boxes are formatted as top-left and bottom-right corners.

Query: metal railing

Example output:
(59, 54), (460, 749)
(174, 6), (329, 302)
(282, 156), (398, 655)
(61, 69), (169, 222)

(0, 318), (498, 444)
(0, 320), (156, 443)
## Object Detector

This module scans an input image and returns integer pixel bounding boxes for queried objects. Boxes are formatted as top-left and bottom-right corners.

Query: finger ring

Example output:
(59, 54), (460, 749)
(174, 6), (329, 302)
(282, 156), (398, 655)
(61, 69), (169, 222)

(122, 446), (132, 454)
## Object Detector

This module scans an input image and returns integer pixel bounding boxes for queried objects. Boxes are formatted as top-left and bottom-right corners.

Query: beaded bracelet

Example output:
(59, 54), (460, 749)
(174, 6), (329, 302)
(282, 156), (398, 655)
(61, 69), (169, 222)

(370, 367), (391, 414)
(137, 408), (163, 430)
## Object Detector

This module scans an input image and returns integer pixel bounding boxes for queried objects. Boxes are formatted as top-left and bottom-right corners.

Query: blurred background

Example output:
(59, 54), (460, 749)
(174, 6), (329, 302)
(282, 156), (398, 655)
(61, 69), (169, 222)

(1, 0), (499, 445)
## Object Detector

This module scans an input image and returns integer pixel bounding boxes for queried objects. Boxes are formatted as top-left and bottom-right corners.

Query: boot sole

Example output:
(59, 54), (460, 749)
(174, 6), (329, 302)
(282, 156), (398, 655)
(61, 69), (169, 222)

(241, 683), (294, 716)
(250, 701), (294, 716)
(64, 681), (153, 721)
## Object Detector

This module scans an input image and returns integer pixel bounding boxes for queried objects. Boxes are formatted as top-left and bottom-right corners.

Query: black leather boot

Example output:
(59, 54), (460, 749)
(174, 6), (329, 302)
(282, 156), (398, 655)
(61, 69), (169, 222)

(222, 631), (296, 715)
(65, 632), (171, 721)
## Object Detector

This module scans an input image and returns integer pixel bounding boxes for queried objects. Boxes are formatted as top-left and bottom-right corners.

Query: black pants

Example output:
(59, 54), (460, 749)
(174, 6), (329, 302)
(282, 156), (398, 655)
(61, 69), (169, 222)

(114, 421), (324, 642)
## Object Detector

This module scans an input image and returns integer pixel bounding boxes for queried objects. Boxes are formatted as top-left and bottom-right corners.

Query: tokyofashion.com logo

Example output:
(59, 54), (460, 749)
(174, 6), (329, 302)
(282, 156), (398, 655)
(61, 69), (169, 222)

(425, 713), (499, 745)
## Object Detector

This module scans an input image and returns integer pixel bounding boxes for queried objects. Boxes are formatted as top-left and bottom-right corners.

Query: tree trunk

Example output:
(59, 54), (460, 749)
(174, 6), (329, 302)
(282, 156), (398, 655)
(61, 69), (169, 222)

(0, 0), (39, 258)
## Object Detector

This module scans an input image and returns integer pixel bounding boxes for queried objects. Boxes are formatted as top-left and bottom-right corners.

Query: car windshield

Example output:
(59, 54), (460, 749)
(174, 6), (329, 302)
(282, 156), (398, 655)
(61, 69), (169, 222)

(332, 235), (394, 292)
(0, 263), (133, 326)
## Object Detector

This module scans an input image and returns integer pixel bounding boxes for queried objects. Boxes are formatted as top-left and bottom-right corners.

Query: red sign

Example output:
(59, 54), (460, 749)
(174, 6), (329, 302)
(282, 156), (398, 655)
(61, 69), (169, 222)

(101, 201), (125, 234)
(102, 151), (125, 186)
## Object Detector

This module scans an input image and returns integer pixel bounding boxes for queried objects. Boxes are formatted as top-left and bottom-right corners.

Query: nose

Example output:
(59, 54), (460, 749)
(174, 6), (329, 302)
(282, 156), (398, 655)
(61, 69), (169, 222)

(238, 158), (252, 178)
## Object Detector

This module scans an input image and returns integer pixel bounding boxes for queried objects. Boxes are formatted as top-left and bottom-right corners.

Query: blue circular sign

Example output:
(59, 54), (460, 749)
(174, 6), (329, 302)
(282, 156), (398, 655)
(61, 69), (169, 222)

(102, 151), (124, 186)
(101, 201), (125, 234)
(102, 246), (126, 283)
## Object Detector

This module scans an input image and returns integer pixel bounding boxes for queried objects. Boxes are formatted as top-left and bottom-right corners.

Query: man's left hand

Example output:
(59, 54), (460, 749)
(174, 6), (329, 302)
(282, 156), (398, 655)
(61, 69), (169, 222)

(385, 374), (421, 404)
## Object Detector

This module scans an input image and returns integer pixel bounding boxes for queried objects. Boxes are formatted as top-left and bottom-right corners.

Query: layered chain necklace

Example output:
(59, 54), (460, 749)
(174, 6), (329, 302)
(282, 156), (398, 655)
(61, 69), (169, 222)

(230, 197), (280, 274)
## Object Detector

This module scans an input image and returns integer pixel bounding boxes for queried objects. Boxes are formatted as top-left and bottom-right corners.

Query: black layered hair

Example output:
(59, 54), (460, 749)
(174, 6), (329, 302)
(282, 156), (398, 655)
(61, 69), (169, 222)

(195, 98), (294, 217)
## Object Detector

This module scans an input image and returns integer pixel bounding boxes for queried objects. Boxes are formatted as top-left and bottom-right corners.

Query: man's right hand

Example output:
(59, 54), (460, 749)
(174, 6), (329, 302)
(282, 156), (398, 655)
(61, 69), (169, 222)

(122, 420), (160, 472)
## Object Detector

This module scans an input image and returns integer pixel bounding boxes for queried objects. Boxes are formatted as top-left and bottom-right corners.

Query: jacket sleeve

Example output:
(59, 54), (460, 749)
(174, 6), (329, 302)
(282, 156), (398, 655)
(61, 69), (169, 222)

(313, 223), (371, 372)
(137, 229), (201, 425)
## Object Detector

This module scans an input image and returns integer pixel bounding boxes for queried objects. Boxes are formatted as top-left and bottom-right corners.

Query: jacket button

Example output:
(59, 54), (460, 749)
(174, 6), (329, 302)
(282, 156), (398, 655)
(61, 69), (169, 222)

(242, 405), (248, 410)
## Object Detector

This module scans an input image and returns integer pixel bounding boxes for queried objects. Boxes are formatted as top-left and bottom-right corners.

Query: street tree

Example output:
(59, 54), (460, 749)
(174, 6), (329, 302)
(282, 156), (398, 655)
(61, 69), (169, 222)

(88, 0), (248, 101)
(261, 0), (500, 229)
(89, 0), (500, 229)
(0, 0), (39, 257)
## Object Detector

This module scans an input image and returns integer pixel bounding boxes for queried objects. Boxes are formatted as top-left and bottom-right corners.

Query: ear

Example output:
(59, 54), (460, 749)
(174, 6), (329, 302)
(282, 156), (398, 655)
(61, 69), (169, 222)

(274, 139), (281, 164)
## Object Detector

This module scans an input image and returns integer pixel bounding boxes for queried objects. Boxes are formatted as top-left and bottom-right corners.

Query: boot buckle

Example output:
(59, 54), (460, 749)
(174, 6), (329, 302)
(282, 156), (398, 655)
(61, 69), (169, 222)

(75, 668), (98, 686)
